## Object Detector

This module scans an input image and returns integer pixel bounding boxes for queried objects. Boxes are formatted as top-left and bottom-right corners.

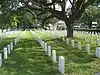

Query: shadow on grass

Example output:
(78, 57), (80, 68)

(45, 38), (100, 75)
(1, 38), (60, 75)
(46, 38), (95, 63)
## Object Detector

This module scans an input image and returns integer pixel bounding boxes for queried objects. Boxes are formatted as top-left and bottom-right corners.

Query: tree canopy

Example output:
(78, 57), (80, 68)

(77, 2), (100, 29)
(0, 0), (99, 37)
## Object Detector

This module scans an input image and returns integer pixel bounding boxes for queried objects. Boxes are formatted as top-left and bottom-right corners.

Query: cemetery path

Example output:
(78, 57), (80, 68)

(0, 31), (59, 75)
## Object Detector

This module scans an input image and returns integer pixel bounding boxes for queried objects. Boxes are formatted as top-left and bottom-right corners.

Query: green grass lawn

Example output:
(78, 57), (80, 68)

(34, 30), (100, 75)
(0, 30), (100, 75)
(0, 31), (59, 75)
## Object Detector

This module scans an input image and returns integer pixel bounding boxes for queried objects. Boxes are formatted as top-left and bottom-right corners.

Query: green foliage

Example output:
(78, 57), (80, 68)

(0, 0), (99, 35)
(44, 18), (58, 25)
(17, 10), (37, 28)
(0, 0), (6, 4)
(78, 5), (100, 27)
(0, 12), (20, 29)
(0, 0), (37, 29)
(24, 12), (36, 24)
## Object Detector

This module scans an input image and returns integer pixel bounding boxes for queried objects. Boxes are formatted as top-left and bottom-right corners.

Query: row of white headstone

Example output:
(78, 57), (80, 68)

(48, 30), (100, 40)
(36, 30), (100, 39)
(74, 31), (100, 38)
(66, 38), (100, 58)
(0, 31), (23, 67)
(30, 30), (65, 74)
(0, 31), (14, 40)
(74, 31), (100, 44)
(35, 30), (100, 57)
(38, 30), (100, 46)
(0, 39), (17, 67)
(0, 30), (21, 40)
(42, 41), (65, 74)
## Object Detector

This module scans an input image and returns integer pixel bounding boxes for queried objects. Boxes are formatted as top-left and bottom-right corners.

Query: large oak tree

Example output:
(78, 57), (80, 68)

(22, 0), (99, 37)
(0, 0), (99, 37)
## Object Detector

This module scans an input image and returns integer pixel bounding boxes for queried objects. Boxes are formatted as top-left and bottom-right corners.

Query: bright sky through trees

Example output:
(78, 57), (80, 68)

(55, 1), (71, 11)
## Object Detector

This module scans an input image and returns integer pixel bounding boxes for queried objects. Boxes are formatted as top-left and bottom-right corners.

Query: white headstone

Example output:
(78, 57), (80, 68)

(97, 39), (100, 46)
(95, 32), (98, 36)
(91, 32), (94, 37)
(78, 42), (81, 50)
(52, 50), (56, 63)
(11, 42), (13, 50)
(90, 38), (93, 44)
(20, 33), (23, 38)
(14, 39), (17, 45)
(44, 43), (47, 52)
(42, 41), (45, 48)
(0, 53), (2, 67)
(82, 32), (85, 39)
(86, 44), (90, 54)
(40, 40), (43, 47)
(64, 30), (67, 36)
(48, 46), (51, 56)
(17, 38), (20, 42)
(62, 37), (65, 41)
(7, 45), (11, 54)
(58, 56), (65, 74)
(4, 47), (7, 59)
(66, 38), (69, 45)
(71, 40), (74, 48)
(96, 47), (100, 58)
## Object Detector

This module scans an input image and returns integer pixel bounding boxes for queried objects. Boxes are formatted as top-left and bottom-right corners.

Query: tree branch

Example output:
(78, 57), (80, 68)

(42, 14), (55, 24)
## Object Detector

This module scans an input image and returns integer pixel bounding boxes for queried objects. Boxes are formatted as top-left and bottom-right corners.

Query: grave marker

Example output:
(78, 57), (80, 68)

(71, 40), (74, 48)
(78, 41), (81, 50)
(4, 47), (7, 59)
(11, 42), (13, 50)
(90, 38), (93, 44)
(62, 37), (65, 41)
(0, 53), (2, 67)
(42, 41), (45, 48)
(86, 44), (90, 54)
(44, 43), (47, 52)
(17, 38), (20, 42)
(66, 38), (69, 45)
(48, 46), (51, 56)
(7, 45), (11, 54)
(14, 39), (17, 45)
(52, 50), (56, 63)
(58, 56), (65, 74)
(97, 39), (100, 46)
(96, 47), (100, 58)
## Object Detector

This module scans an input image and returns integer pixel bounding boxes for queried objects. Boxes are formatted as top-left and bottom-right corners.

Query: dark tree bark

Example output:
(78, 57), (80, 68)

(64, 19), (74, 37)
(67, 24), (73, 37)
(89, 21), (92, 29)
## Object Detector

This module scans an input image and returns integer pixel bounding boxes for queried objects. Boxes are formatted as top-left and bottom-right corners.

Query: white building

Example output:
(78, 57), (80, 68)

(54, 20), (67, 30)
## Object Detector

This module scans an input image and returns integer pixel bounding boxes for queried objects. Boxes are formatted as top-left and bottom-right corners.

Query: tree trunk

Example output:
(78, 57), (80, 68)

(67, 25), (73, 37)
(65, 21), (73, 37)
(89, 21), (92, 29)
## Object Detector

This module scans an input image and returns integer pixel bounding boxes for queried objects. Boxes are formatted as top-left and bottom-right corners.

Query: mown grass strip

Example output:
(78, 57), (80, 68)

(0, 31), (59, 75)
(34, 30), (100, 75)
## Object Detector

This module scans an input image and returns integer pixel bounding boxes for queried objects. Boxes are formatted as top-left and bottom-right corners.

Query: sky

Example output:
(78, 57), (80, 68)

(66, 0), (71, 9)
(18, 0), (71, 11)
(55, 0), (71, 11)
